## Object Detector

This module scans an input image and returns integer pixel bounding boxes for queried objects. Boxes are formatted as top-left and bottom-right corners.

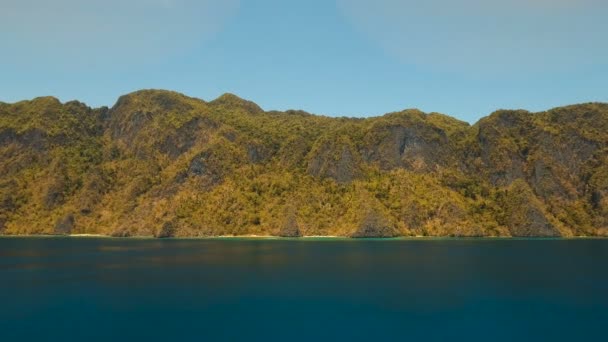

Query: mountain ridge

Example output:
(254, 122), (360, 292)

(1, 89), (607, 237)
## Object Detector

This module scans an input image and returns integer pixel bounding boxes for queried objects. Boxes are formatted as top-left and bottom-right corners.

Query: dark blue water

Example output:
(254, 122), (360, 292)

(1, 237), (607, 341)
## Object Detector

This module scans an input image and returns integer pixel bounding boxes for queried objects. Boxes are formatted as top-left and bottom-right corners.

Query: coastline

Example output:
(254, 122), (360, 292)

(0, 234), (607, 240)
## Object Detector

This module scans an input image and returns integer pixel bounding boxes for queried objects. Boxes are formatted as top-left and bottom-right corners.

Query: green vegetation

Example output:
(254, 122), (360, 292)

(1, 89), (607, 237)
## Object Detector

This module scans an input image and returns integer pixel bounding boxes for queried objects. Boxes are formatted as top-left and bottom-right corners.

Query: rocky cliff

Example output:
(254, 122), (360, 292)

(1, 90), (607, 237)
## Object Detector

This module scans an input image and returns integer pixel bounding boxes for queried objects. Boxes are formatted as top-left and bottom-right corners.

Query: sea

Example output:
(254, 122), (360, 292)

(1, 237), (607, 341)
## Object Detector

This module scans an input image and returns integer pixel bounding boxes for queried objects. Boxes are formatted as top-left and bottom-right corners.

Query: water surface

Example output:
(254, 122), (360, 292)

(1, 237), (607, 341)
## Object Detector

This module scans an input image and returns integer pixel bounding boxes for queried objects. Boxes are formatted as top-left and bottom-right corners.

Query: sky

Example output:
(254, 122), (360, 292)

(1, 0), (607, 123)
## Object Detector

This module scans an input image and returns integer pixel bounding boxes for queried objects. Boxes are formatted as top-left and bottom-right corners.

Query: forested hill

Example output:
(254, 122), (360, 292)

(1, 89), (607, 237)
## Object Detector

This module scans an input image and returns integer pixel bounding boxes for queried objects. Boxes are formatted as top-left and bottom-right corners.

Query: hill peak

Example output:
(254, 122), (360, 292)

(210, 93), (263, 113)
(112, 89), (203, 110)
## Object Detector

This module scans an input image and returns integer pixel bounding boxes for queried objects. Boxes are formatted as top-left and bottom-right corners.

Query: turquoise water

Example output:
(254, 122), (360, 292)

(1, 237), (607, 341)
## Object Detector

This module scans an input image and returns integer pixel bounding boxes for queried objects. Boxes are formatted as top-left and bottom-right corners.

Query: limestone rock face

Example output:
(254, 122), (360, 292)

(188, 152), (209, 177)
(1, 90), (607, 237)
(157, 118), (201, 159)
(0, 128), (49, 151)
(110, 228), (132, 238)
(278, 209), (301, 238)
(54, 214), (75, 235)
(474, 110), (531, 186)
(307, 139), (360, 184)
(502, 180), (561, 237)
(155, 222), (175, 238)
(363, 120), (453, 172)
(351, 210), (397, 238)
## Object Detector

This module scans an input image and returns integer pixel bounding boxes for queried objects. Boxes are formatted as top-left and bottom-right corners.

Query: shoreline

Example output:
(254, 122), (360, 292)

(0, 234), (607, 240)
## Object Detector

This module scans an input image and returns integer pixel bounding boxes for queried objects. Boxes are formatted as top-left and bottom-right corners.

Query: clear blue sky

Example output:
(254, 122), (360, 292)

(1, 0), (607, 123)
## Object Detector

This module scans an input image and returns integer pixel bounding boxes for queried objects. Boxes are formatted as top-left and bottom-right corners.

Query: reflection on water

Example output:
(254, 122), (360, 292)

(1, 238), (607, 341)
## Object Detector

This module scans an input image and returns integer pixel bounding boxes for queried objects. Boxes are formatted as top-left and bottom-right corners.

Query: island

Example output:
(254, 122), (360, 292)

(1, 89), (606, 238)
